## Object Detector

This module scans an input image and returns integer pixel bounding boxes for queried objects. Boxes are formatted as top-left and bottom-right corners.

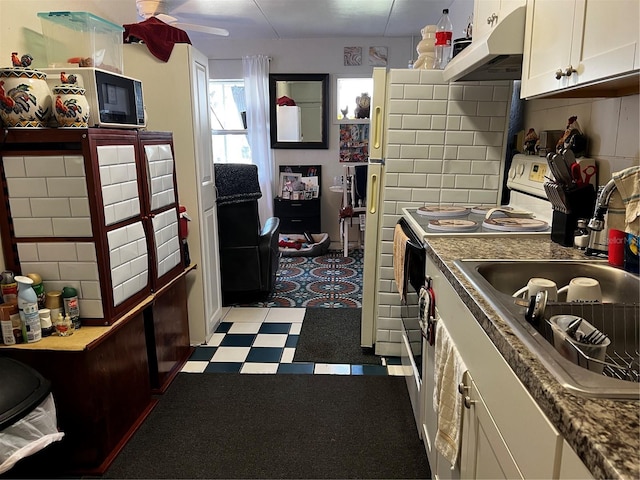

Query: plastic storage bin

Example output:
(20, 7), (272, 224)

(37, 11), (124, 74)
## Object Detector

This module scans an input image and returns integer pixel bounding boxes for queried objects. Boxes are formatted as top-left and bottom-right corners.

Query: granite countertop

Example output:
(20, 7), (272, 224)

(423, 236), (639, 480)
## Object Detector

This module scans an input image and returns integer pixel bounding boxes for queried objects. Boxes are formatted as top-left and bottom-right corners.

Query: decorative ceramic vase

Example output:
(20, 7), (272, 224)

(52, 83), (90, 128)
(0, 67), (52, 128)
(414, 25), (437, 70)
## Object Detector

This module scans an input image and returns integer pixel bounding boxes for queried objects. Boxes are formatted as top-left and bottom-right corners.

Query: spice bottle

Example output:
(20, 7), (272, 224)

(1, 270), (18, 304)
(62, 286), (80, 330)
(26, 273), (46, 309)
(15, 276), (41, 343)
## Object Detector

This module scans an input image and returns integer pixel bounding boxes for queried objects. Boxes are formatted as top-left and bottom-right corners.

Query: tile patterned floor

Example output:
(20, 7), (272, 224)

(181, 307), (406, 376)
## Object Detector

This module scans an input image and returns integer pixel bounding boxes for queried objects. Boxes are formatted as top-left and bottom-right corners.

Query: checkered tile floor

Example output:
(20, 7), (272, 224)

(181, 307), (405, 375)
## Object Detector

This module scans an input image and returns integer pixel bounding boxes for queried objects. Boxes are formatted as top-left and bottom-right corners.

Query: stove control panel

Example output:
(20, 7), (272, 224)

(508, 154), (550, 198)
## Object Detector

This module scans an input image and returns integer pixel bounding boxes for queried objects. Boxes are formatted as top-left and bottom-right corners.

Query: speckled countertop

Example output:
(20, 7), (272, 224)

(421, 235), (639, 480)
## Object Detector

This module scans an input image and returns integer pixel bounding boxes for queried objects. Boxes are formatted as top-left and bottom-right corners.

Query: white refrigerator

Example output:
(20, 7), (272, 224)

(360, 68), (513, 355)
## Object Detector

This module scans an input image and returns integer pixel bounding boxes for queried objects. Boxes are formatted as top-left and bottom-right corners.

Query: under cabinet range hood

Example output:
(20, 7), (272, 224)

(443, 5), (526, 82)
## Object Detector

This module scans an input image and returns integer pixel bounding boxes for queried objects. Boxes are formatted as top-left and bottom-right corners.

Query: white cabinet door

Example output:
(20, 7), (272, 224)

(575, 0), (639, 85)
(522, 0), (640, 98)
(521, 0), (577, 98)
(460, 374), (523, 479)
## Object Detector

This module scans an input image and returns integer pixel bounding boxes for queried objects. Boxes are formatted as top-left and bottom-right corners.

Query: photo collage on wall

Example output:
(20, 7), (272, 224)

(339, 124), (369, 162)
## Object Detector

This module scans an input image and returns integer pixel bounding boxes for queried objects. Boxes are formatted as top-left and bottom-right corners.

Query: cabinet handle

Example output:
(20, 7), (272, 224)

(464, 396), (476, 409)
(373, 106), (382, 149)
(458, 382), (469, 395)
(291, 203), (303, 207)
(555, 66), (577, 80)
(369, 174), (378, 214)
(487, 13), (498, 25)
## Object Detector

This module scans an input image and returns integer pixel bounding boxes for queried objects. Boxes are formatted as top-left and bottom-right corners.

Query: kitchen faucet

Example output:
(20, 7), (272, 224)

(587, 177), (618, 232)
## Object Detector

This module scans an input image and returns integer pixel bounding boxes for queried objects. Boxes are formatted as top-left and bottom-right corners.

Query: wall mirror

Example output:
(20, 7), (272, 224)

(269, 73), (329, 149)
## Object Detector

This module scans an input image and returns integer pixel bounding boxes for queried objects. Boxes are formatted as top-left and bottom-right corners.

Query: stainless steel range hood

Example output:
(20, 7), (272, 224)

(443, 5), (526, 82)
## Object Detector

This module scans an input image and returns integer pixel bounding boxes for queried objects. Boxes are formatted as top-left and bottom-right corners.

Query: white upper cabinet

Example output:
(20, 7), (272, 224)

(473, 0), (526, 40)
(521, 0), (640, 98)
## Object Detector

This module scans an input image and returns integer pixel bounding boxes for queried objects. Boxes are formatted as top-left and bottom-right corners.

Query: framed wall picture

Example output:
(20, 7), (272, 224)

(344, 46), (362, 66)
(279, 172), (302, 197)
(369, 46), (388, 66)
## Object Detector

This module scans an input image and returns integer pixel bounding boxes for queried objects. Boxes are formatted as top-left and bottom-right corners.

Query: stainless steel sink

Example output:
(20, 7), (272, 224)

(454, 259), (640, 399)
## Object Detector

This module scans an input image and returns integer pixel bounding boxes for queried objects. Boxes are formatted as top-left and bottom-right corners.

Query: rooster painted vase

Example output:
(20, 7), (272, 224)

(0, 68), (52, 128)
(52, 84), (89, 128)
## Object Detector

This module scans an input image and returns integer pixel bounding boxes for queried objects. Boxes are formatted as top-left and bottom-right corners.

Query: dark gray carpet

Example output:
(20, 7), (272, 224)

(101, 373), (430, 479)
(293, 308), (381, 365)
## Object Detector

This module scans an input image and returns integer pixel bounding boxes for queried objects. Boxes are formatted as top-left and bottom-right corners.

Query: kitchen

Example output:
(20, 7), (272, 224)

(0, 0), (639, 479)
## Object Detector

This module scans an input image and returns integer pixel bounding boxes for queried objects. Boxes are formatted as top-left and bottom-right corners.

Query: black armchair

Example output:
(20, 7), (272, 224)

(214, 164), (280, 304)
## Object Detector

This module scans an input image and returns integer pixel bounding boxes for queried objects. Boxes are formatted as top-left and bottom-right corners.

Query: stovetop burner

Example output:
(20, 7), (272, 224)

(482, 217), (549, 232)
(417, 205), (470, 218)
(427, 219), (479, 232)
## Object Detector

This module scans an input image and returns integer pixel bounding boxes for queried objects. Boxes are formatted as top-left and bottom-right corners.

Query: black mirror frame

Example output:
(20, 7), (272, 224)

(269, 73), (329, 149)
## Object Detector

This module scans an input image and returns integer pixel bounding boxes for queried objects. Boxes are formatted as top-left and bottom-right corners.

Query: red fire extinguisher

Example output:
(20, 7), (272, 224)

(179, 205), (191, 266)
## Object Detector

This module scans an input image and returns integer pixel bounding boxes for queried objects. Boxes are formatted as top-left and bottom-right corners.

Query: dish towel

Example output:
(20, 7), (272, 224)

(433, 320), (468, 469)
(612, 166), (640, 236)
(393, 223), (409, 301)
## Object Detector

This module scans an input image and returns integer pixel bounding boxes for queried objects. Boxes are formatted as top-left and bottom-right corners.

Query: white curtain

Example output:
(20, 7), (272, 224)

(243, 55), (274, 221)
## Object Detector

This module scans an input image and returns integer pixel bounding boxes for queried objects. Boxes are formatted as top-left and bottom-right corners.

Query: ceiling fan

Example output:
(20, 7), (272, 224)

(135, 0), (229, 36)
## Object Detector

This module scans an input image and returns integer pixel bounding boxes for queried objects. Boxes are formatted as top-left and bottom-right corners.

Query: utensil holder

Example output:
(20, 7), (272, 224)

(551, 184), (595, 247)
(550, 314), (610, 373)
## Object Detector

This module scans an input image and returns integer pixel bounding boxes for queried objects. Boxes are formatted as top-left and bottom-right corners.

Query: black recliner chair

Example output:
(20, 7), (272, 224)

(214, 164), (280, 305)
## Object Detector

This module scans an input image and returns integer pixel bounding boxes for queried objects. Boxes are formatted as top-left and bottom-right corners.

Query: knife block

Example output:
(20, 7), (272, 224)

(551, 184), (596, 247)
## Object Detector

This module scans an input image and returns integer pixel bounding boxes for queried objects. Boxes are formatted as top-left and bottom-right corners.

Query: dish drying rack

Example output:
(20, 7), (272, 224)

(541, 302), (639, 382)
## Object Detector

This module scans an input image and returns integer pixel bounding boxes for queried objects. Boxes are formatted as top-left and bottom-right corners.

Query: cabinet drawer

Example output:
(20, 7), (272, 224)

(274, 198), (320, 217)
(279, 216), (321, 234)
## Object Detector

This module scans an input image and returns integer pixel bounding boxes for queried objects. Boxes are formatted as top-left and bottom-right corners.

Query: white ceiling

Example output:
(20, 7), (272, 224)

(140, 0), (455, 40)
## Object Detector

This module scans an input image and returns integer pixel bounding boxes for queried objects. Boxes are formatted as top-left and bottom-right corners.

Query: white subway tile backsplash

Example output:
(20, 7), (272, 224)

(463, 85), (495, 101)
(474, 131), (504, 146)
(414, 160), (443, 174)
(6, 178), (48, 197)
(116, 145), (136, 165)
(64, 156), (85, 177)
(388, 84), (405, 99)
(385, 158), (416, 172)
(443, 146), (459, 160)
(383, 188), (412, 202)
(443, 160), (472, 174)
(460, 116), (491, 131)
(76, 243), (97, 262)
(52, 218), (92, 237)
(389, 99), (419, 115)
(455, 175), (485, 189)
(426, 174), (442, 188)
(448, 101), (478, 116)
(30, 198), (71, 217)
(389, 69), (421, 84)
(615, 95), (638, 158)
(80, 281), (102, 299)
(458, 146), (488, 160)
(445, 131), (474, 146)
(20, 262), (60, 280)
(78, 299), (103, 318)
(111, 263), (132, 288)
(411, 189), (440, 203)
(447, 84), (464, 100)
(446, 116), (461, 130)
(397, 173), (426, 188)
(69, 198), (91, 217)
(402, 114), (432, 129)
(431, 115), (447, 130)
(16, 243), (39, 262)
(472, 160), (501, 175)
(416, 131), (446, 146)
(46, 178), (88, 197)
(387, 129), (417, 145)
(477, 101), (508, 116)
(489, 116), (507, 132)
(483, 175), (500, 190)
(38, 243), (78, 261)
(387, 114), (403, 129)
(417, 99), (447, 115)
(433, 85), (449, 100)
(428, 145), (445, 159)
(13, 218), (53, 237)
(493, 85), (511, 101)
(469, 190), (499, 204)
(97, 145), (119, 166)
(9, 198), (32, 217)
(440, 189), (470, 203)
(2, 156), (25, 177)
(24, 156), (65, 177)
(109, 164), (131, 184)
(486, 146), (503, 161)
(59, 262), (99, 281)
(404, 84), (434, 99)
(441, 175), (456, 188)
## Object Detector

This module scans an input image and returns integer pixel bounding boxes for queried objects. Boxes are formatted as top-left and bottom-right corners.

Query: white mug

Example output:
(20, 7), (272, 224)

(558, 277), (602, 303)
(512, 277), (558, 301)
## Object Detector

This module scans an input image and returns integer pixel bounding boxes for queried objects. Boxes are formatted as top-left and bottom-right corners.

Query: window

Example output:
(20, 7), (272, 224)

(335, 76), (374, 122)
(209, 80), (251, 163)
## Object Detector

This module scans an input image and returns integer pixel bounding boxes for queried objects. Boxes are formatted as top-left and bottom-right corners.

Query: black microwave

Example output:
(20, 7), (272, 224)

(42, 67), (146, 128)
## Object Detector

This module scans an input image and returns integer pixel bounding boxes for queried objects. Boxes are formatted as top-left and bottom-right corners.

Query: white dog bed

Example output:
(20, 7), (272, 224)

(279, 233), (330, 257)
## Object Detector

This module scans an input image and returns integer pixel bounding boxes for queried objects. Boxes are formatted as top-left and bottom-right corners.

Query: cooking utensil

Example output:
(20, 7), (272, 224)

(551, 152), (574, 186)
(579, 329), (608, 345)
(564, 316), (583, 340)
(544, 181), (570, 213)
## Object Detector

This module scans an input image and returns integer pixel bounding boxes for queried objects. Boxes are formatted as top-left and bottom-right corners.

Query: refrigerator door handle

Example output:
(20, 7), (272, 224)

(373, 105), (383, 149)
(368, 173), (378, 214)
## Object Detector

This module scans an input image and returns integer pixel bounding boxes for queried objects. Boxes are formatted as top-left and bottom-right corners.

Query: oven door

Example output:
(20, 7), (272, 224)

(398, 218), (426, 432)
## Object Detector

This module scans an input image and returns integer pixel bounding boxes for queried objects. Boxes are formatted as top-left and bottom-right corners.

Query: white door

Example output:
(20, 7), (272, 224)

(191, 49), (222, 340)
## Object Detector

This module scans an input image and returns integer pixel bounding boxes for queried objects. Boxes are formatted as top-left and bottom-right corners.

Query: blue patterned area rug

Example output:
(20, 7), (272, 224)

(243, 250), (363, 308)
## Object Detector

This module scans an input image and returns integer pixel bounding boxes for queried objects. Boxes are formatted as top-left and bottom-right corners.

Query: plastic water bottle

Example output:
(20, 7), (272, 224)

(433, 8), (453, 69)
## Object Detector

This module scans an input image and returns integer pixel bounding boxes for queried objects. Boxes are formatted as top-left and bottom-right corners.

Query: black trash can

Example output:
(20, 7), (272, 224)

(0, 357), (64, 476)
